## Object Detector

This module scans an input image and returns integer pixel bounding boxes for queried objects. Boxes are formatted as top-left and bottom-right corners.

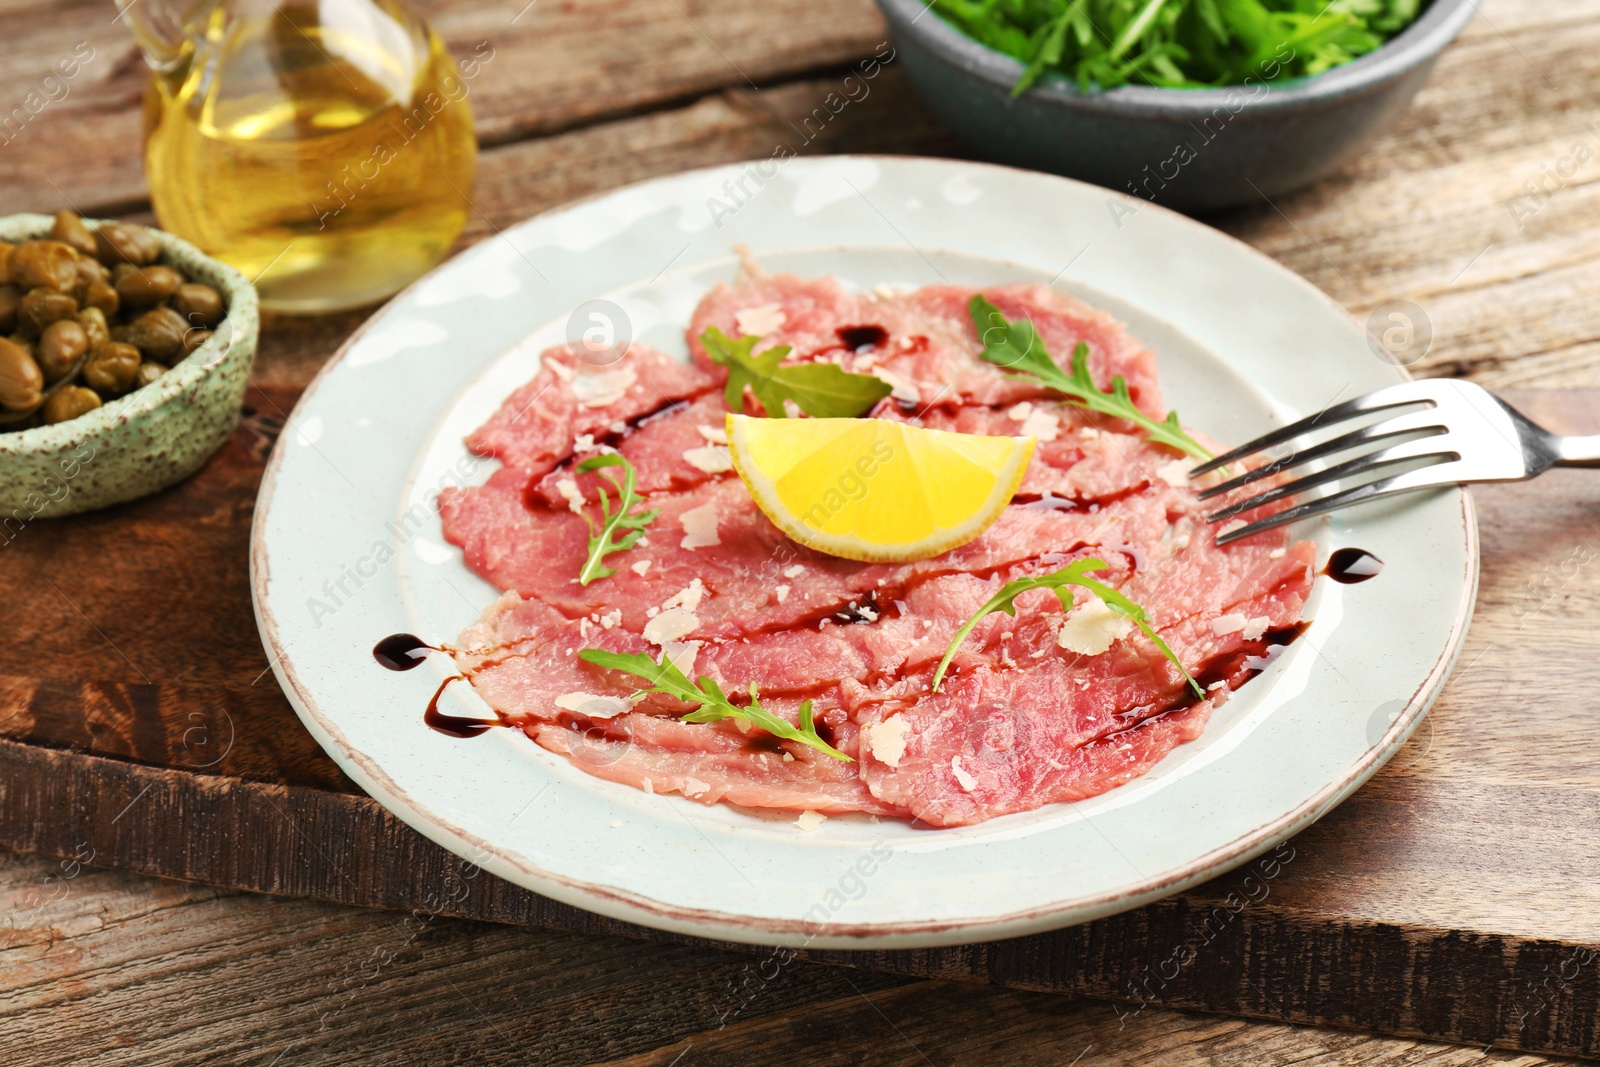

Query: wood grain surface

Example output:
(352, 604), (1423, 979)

(0, 851), (1587, 1066)
(2, 0), (1598, 1062)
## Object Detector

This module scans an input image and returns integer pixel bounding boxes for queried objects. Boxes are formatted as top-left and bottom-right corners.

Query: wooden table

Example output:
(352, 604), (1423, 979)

(4, 0), (1600, 1063)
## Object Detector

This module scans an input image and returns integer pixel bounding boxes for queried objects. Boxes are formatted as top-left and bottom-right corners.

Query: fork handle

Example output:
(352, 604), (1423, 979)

(1556, 434), (1600, 468)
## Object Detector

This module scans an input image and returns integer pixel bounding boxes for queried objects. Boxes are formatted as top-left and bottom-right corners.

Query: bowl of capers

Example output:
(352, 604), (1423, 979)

(0, 211), (258, 521)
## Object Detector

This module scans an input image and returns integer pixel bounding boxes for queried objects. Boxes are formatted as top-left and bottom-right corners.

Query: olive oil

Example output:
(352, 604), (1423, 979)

(141, 0), (477, 313)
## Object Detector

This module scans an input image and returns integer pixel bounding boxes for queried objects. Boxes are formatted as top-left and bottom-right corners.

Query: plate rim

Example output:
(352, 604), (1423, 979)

(250, 154), (1479, 947)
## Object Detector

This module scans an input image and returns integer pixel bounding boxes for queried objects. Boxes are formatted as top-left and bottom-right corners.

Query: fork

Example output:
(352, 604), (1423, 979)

(1191, 379), (1600, 545)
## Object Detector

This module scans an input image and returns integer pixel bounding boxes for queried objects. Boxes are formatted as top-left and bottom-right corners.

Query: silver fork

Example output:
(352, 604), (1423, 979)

(1191, 379), (1600, 545)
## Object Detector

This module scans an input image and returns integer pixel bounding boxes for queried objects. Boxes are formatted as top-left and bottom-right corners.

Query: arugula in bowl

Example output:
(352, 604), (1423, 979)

(932, 0), (1425, 95)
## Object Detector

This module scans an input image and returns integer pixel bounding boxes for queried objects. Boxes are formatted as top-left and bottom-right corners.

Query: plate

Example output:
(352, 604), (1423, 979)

(251, 156), (1476, 949)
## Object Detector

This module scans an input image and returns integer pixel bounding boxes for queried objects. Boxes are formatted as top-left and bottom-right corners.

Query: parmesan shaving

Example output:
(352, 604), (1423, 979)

(662, 578), (708, 613)
(1056, 597), (1133, 655)
(1156, 459), (1191, 488)
(680, 502), (721, 549)
(554, 692), (630, 718)
(735, 303), (786, 336)
(874, 367), (920, 403)
(695, 424), (729, 444)
(570, 366), (637, 408)
(643, 607), (699, 645)
(951, 755), (977, 791)
(1019, 407), (1061, 442)
(682, 445), (733, 473)
(865, 716), (910, 769)
(555, 478), (585, 514)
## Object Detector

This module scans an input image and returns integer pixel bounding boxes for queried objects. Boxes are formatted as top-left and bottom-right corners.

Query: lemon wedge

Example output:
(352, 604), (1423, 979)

(725, 414), (1035, 562)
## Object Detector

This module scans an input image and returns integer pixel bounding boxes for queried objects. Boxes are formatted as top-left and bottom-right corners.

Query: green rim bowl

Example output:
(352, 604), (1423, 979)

(876, 0), (1478, 212)
(0, 214), (259, 524)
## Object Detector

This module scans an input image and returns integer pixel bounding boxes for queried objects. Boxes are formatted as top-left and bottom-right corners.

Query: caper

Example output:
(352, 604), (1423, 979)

(83, 281), (119, 318)
(116, 306), (188, 363)
(51, 211), (98, 258)
(42, 385), (102, 425)
(76, 255), (108, 285)
(17, 289), (78, 338)
(0, 285), (19, 334)
(172, 282), (224, 329)
(134, 361), (167, 389)
(9, 241), (79, 293)
(115, 264), (184, 312)
(181, 328), (212, 357)
(77, 306), (109, 350)
(0, 336), (44, 411)
(72, 255), (108, 304)
(36, 319), (89, 383)
(82, 341), (141, 397)
(93, 222), (161, 267)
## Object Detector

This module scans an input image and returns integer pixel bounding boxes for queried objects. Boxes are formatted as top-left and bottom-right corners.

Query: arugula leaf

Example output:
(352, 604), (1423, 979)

(931, 557), (1202, 697)
(969, 295), (1211, 462)
(700, 326), (892, 419)
(578, 648), (852, 761)
(930, 0), (1423, 91)
(573, 454), (659, 586)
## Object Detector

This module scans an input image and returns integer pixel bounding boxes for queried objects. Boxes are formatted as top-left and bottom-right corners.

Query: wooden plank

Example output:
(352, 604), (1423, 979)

(0, 0), (892, 214)
(0, 851), (1581, 1066)
(591, 983), (1581, 1067)
(2, 395), (1600, 1056)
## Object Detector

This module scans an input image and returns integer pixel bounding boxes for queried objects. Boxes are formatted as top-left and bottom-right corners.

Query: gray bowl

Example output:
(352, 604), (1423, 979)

(877, 0), (1477, 213)
(0, 215), (259, 521)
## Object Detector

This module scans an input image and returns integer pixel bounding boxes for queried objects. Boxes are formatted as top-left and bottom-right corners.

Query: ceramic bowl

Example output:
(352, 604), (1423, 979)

(0, 214), (259, 523)
(876, 0), (1478, 212)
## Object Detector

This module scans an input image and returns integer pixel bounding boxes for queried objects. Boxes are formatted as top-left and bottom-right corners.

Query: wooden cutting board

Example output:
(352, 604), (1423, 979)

(1, 386), (1596, 1057)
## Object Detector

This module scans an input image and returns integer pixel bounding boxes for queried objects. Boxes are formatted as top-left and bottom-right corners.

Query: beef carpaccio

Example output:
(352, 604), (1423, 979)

(438, 267), (1315, 827)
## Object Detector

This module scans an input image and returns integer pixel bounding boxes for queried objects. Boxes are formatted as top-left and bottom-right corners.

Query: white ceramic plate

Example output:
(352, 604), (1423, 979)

(252, 156), (1475, 949)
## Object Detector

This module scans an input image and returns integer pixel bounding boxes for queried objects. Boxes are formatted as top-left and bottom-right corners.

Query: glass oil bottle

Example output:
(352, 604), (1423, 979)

(126, 0), (479, 313)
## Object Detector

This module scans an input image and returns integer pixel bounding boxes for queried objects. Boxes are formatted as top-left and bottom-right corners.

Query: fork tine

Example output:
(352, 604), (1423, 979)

(1214, 462), (1467, 545)
(1196, 412), (1448, 501)
(1189, 381), (1439, 477)
(1206, 438), (1458, 523)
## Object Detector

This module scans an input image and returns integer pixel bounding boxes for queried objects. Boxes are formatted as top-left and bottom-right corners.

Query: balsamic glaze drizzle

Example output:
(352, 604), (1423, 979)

(372, 633), (435, 671)
(423, 676), (503, 738)
(836, 324), (889, 351)
(374, 633), (504, 738)
(1324, 548), (1383, 584)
